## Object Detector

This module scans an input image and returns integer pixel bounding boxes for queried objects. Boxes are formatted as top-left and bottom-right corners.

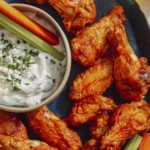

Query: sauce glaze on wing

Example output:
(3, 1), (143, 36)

(0, 135), (58, 150)
(99, 100), (150, 149)
(25, 106), (82, 150)
(71, 6), (126, 66)
(69, 54), (114, 101)
(64, 95), (116, 127)
(0, 110), (28, 140)
(107, 24), (150, 101)
(25, 0), (97, 34)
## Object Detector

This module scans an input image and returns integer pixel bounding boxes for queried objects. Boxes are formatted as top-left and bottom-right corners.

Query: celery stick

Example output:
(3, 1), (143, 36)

(123, 134), (142, 150)
(0, 13), (65, 61)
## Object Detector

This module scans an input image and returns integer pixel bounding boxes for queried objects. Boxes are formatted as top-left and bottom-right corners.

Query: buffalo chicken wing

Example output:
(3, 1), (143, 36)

(64, 95), (116, 127)
(82, 139), (98, 150)
(25, 0), (97, 34)
(99, 100), (150, 150)
(0, 110), (28, 140)
(69, 54), (114, 101)
(89, 111), (113, 139)
(25, 106), (82, 150)
(71, 6), (126, 66)
(0, 135), (58, 150)
(107, 24), (150, 101)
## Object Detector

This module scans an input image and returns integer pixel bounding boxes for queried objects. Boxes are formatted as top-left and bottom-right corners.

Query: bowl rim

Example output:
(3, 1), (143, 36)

(0, 3), (71, 113)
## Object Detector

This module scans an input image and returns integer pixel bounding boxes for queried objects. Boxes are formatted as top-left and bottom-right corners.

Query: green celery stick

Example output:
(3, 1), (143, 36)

(123, 134), (142, 150)
(0, 13), (65, 61)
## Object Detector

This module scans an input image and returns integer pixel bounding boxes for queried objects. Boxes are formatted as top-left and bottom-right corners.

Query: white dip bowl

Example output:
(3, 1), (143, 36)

(0, 4), (71, 112)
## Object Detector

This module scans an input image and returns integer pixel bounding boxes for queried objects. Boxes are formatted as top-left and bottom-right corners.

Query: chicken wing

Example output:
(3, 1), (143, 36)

(25, 106), (82, 150)
(99, 100), (150, 150)
(64, 95), (116, 127)
(82, 139), (98, 150)
(0, 135), (57, 150)
(71, 6), (126, 66)
(69, 54), (114, 101)
(25, 0), (97, 34)
(89, 111), (112, 139)
(107, 24), (150, 101)
(0, 110), (28, 140)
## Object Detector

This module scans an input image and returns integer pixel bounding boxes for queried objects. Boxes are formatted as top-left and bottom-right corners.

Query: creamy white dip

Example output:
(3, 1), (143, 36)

(0, 13), (66, 107)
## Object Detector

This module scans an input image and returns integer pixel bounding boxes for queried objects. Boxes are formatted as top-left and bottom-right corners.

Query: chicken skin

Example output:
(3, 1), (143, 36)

(0, 135), (58, 150)
(71, 6), (126, 66)
(25, 106), (82, 150)
(25, 0), (97, 34)
(82, 139), (98, 150)
(89, 111), (112, 139)
(69, 54), (114, 101)
(64, 95), (117, 127)
(107, 24), (150, 101)
(99, 100), (150, 150)
(0, 110), (28, 140)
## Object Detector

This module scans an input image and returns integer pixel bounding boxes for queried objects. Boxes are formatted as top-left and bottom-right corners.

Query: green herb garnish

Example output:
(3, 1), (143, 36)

(50, 59), (56, 64)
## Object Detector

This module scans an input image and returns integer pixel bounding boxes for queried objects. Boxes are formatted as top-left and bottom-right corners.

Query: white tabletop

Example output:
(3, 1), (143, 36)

(136, 0), (150, 25)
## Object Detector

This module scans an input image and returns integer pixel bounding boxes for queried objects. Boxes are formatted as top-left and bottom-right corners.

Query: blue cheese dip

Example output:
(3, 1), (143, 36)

(0, 13), (66, 107)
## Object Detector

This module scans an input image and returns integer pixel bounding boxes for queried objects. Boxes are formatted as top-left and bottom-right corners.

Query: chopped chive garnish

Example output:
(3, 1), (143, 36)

(11, 75), (14, 79)
(13, 86), (20, 91)
(3, 39), (9, 44)
(4, 73), (8, 77)
(1, 33), (4, 37)
(50, 59), (56, 64)
(18, 56), (22, 60)
(16, 79), (21, 84)
(7, 64), (16, 70)
(17, 40), (20, 44)
(53, 79), (55, 83)
(15, 63), (19, 69)
(0, 57), (2, 63)
(6, 79), (12, 82)
(29, 50), (40, 57)
(2, 43), (13, 55)
(23, 52), (31, 62)
(23, 40), (26, 43)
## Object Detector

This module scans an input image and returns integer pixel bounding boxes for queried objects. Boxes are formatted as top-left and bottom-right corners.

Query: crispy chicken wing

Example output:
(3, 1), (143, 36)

(99, 100), (150, 150)
(82, 139), (98, 150)
(25, 106), (82, 150)
(107, 24), (150, 101)
(64, 95), (116, 127)
(71, 6), (126, 66)
(69, 54), (114, 101)
(89, 111), (112, 139)
(0, 135), (57, 150)
(0, 110), (28, 140)
(25, 0), (97, 34)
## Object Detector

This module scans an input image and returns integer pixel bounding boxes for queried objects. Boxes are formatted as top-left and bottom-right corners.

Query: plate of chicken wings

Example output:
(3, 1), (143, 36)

(1, 0), (150, 149)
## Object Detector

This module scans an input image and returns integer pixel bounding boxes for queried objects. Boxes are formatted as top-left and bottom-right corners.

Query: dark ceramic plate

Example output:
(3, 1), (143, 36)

(6, 0), (150, 146)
